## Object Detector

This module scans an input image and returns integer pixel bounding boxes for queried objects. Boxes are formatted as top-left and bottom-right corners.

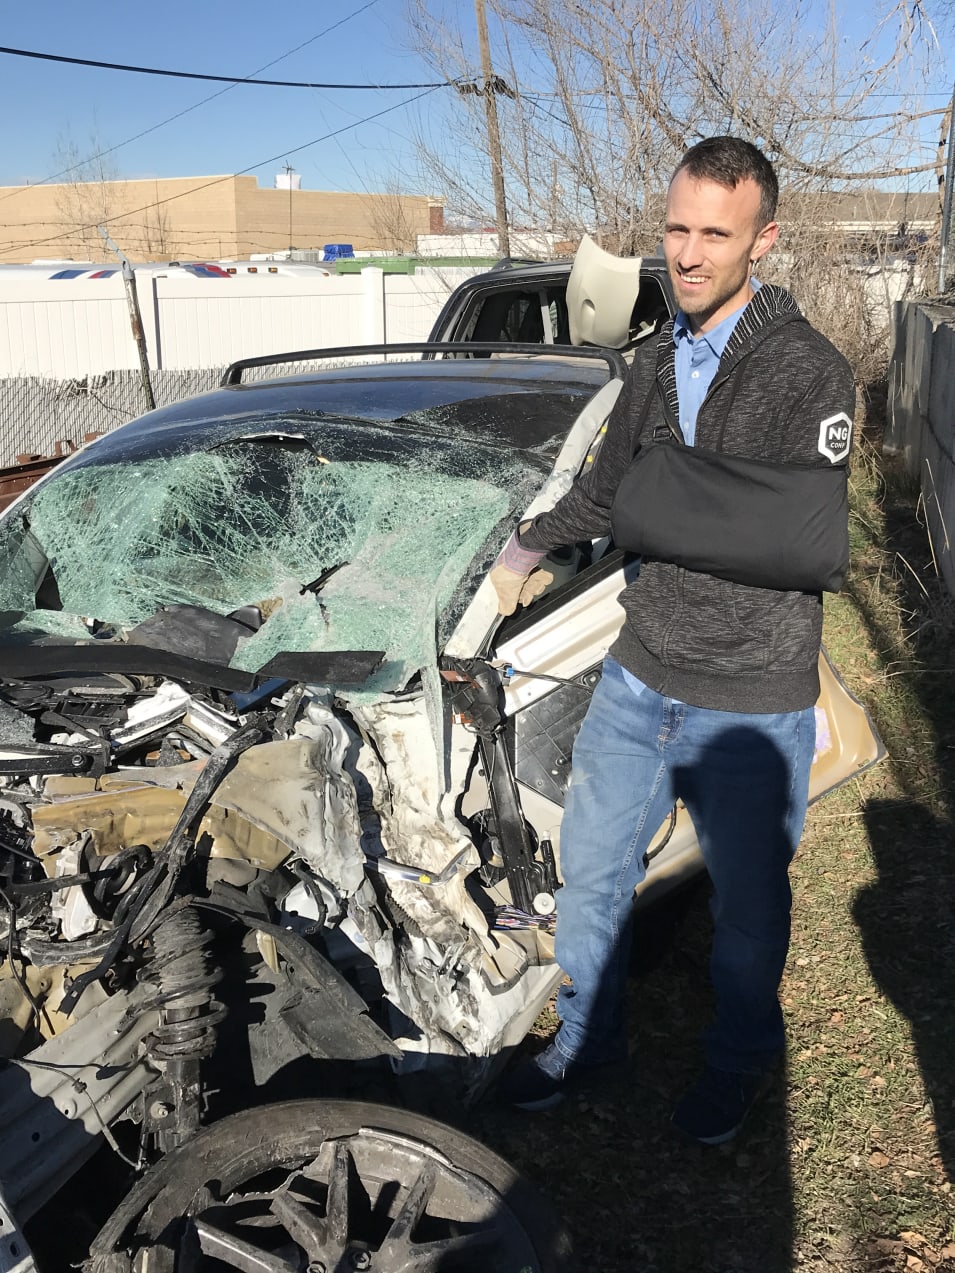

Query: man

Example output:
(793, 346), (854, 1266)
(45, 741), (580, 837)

(492, 137), (854, 1145)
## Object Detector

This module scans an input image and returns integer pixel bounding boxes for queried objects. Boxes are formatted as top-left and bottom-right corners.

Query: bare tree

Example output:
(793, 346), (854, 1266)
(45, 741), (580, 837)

(410, 0), (942, 229)
(140, 184), (173, 260)
(366, 186), (423, 253)
(52, 131), (120, 259)
(406, 0), (944, 367)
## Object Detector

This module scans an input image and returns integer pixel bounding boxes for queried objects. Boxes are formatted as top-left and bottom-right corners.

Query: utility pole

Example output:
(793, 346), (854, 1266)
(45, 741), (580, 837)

(474, 0), (510, 258)
(98, 226), (155, 412)
(284, 161), (295, 255)
(938, 83), (955, 294)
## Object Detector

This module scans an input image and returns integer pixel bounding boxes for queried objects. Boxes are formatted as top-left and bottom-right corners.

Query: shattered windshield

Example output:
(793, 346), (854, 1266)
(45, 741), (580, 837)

(0, 416), (551, 692)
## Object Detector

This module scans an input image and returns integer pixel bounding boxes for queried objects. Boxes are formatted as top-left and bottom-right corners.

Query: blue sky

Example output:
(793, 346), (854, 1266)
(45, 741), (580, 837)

(0, 0), (950, 201)
(0, 0), (453, 194)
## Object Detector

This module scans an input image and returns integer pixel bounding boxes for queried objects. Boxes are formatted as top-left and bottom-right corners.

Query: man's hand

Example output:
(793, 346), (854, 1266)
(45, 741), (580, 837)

(490, 562), (554, 616)
(490, 525), (553, 615)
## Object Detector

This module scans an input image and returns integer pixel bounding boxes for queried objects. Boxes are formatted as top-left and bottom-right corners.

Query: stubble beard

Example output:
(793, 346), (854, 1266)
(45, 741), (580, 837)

(673, 260), (752, 327)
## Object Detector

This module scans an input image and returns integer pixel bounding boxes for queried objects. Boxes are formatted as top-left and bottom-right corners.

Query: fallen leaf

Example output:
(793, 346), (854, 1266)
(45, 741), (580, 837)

(869, 1150), (891, 1168)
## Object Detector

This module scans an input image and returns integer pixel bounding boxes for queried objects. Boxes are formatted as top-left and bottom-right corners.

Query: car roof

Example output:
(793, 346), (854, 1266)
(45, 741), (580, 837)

(58, 354), (613, 471)
(467, 255), (668, 285)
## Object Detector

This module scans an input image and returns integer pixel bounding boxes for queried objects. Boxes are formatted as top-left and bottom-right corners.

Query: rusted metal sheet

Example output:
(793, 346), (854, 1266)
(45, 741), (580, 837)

(0, 435), (101, 511)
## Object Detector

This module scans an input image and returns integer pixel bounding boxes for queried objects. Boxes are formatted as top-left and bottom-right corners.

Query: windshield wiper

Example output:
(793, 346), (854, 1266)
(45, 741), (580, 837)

(299, 561), (347, 596)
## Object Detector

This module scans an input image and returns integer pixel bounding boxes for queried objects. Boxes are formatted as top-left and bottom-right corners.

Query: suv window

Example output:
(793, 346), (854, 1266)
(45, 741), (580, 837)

(458, 286), (570, 345)
(628, 274), (670, 340)
(448, 273), (670, 350)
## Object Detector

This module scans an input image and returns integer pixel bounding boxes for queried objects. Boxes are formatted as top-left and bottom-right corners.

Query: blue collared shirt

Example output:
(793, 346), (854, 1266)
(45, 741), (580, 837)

(672, 284), (758, 445)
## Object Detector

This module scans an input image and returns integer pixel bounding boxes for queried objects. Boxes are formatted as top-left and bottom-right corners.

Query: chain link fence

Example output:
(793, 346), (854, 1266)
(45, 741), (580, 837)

(0, 369), (221, 469)
(0, 354), (423, 469)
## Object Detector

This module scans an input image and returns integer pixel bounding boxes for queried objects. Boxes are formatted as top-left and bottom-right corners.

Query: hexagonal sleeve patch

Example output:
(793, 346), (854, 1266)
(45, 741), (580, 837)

(817, 412), (852, 463)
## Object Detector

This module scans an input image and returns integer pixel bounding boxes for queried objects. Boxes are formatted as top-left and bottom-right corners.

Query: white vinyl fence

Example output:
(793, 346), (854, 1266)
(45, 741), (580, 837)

(0, 266), (480, 379)
(0, 266), (481, 466)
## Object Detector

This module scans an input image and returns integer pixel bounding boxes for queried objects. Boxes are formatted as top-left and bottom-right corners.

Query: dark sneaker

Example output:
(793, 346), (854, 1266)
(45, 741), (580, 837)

(671, 1066), (766, 1145)
(500, 1042), (576, 1110)
(501, 1041), (625, 1111)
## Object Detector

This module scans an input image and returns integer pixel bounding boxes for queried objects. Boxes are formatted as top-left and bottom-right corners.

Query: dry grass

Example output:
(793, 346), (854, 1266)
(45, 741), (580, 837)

(470, 391), (955, 1272)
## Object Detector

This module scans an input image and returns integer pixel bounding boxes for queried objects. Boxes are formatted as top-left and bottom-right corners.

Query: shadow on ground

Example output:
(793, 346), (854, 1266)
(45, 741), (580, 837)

(851, 484), (955, 1192)
(470, 883), (795, 1273)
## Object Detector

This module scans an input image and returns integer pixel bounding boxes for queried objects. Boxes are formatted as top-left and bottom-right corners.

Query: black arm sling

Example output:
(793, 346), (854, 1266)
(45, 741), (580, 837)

(609, 380), (849, 593)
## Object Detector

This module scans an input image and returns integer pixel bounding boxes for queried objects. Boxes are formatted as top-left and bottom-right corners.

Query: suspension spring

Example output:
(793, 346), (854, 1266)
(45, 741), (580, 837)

(141, 907), (225, 1065)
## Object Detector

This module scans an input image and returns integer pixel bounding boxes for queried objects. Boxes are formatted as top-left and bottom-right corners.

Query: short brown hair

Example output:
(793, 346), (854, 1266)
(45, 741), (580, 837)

(674, 137), (778, 227)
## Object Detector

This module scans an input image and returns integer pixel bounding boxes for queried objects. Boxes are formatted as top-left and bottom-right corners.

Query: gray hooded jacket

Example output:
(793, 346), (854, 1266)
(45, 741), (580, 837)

(519, 283), (855, 713)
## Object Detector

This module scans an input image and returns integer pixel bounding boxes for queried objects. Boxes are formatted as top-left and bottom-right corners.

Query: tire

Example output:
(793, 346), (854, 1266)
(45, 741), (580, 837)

(88, 1098), (573, 1272)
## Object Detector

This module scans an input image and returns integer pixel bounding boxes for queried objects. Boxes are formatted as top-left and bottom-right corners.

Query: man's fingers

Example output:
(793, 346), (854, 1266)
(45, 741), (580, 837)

(519, 569), (554, 605)
(490, 564), (524, 615)
(490, 563), (553, 615)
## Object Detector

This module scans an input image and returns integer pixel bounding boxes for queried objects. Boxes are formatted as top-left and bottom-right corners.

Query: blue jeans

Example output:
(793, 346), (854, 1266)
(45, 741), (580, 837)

(554, 657), (815, 1074)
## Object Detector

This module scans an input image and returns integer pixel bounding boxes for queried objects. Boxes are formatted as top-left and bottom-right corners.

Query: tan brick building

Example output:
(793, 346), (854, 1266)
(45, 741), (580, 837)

(0, 174), (445, 263)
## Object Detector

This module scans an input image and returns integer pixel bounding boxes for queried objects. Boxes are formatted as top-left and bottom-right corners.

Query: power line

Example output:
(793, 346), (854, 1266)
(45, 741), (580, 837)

(515, 93), (942, 166)
(0, 43), (449, 90)
(0, 0), (390, 203)
(4, 87), (443, 255)
(310, 81), (417, 200)
(520, 92), (947, 127)
(520, 87), (952, 100)
(0, 216), (435, 235)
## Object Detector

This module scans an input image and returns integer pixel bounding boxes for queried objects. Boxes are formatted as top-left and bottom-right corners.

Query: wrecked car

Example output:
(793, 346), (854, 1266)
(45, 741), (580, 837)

(0, 335), (883, 1271)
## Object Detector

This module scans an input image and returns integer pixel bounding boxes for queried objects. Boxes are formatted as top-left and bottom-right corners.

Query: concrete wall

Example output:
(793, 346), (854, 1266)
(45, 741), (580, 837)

(0, 266), (481, 378)
(887, 300), (955, 594)
(0, 176), (440, 263)
(232, 179), (435, 255)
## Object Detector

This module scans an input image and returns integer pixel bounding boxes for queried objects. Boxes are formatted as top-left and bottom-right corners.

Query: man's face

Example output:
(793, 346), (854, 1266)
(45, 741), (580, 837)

(663, 169), (778, 333)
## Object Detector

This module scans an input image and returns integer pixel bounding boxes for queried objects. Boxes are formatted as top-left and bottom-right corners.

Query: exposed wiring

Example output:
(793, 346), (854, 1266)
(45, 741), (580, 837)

(499, 664), (593, 688)
(494, 903), (555, 931)
(645, 804), (678, 864)
(0, 885), (55, 1036)
(6, 1055), (141, 1170)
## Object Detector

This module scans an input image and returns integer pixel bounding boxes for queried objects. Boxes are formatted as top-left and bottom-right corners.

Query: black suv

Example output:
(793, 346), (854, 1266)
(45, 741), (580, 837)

(428, 255), (674, 349)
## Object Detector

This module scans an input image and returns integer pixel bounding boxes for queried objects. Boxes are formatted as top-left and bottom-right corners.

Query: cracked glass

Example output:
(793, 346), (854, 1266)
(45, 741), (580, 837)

(0, 415), (553, 692)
